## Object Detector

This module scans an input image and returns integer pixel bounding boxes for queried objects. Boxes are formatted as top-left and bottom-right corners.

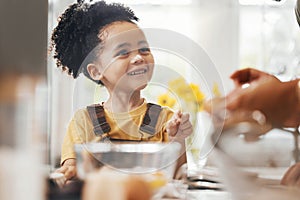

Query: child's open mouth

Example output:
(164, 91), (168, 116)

(127, 68), (148, 76)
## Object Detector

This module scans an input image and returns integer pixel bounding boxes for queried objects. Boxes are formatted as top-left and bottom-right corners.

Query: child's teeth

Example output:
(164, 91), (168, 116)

(128, 69), (147, 75)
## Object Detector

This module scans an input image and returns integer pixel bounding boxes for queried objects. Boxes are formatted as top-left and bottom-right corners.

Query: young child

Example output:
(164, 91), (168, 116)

(51, 0), (193, 182)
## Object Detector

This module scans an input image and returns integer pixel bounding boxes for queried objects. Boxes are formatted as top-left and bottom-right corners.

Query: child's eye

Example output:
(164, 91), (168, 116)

(115, 49), (129, 57)
(139, 47), (150, 54)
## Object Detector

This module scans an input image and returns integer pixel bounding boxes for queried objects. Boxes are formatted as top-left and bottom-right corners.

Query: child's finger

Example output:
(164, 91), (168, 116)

(56, 176), (67, 188)
(56, 165), (68, 174)
(177, 110), (183, 118)
(167, 119), (180, 137)
(181, 126), (193, 136)
(49, 172), (67, 188)
(166, 119), (176, 128)
(179, 121), (192, 130)
(173, 110), (182, 119)
(180, 113), (190, 123)
(64, 166), (77, 180)
(169, 111), (181, 125)
(167, 110), (185, 137)
(167, 127), (177, 137)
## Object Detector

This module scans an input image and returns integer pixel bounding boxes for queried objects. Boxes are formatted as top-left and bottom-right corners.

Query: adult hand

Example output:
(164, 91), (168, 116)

(281, 162), (300, 187)
(229, 68), (273, 88)
(226, 68), (299, 128)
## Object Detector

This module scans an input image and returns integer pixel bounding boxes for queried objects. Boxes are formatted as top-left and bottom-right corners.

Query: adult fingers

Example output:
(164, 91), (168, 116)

(230, 68), (262, 84)
(281, 163), (300, 186)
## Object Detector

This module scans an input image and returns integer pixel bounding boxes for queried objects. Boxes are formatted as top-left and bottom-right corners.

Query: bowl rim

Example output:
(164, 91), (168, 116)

(74, 142), (181, 154)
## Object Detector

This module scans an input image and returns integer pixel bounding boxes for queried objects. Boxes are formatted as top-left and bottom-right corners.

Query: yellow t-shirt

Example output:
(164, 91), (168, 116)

(61, 100), (174, 164)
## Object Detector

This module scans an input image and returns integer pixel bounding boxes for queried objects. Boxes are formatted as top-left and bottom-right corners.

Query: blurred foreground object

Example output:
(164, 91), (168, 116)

(0, 0), (48, 199)
(210, 119), (300, 200)
(0, 1), (47, 76)
(83, 167), (152, 200)
(0, 74), (47, 147)
(281, 162), (300, 187)
(0, 0), (48, 148)
(0, 74), (48, 200)
(75, 142), (181, 199)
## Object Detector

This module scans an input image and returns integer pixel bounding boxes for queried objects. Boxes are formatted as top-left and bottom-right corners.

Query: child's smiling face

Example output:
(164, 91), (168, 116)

(94, 21), (154, 93)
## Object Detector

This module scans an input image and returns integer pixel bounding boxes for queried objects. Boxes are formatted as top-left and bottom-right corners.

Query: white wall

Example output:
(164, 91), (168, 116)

(132, 0), (239, 93)
(239, 0), (300, 80)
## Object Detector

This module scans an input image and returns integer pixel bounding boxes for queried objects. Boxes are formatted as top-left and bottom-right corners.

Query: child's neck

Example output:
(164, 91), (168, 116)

(104, 91), (143, 113)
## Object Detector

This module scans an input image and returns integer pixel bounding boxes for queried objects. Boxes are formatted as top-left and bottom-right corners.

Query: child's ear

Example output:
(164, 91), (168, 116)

(87, 63), (103, 81)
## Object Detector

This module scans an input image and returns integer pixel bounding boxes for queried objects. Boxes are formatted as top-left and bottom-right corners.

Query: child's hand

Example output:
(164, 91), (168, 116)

(53, 159), (77, 187)
(56, 164), (76, 180)
(166, 110), (193, 142)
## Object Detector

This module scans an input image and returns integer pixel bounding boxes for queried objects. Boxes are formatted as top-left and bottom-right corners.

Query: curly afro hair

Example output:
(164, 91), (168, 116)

(51, 0), (139, 84)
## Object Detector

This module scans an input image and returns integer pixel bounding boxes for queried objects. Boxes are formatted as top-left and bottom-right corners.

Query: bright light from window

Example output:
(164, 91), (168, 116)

(239, 0), (286, 6)
(105, 0), (193, 5)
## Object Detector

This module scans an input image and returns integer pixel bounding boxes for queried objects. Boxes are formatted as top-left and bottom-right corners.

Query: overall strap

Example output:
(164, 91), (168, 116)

(140, 103), (162, 135)
(87, 103), (162, 137)
(86, 104), (111, 136)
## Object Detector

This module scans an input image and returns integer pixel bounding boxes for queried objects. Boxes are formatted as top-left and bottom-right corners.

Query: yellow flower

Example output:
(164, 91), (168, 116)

(168, 77), (190, 96)
(169, 78), (195, 103)
(157, 93), (176, 108)
(189, 83), (205, 111)
(166, 78), (208, 111)
(160, 78), (220, 112)
(189, 83), (205, 101)
(213, 82), (221, 97)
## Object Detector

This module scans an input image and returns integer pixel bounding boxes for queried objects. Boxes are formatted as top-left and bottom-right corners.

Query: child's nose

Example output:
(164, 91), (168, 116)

(130, 53), (144, 65)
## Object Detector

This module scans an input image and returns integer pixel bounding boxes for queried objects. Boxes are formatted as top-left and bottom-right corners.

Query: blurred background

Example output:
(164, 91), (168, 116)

(0, 1), (48, 199)
(0, 0), (299, 198)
